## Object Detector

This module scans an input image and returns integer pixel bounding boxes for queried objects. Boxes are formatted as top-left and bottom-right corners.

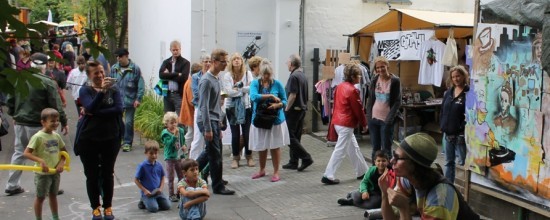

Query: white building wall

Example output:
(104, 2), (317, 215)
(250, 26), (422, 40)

(128, 0), (192, 86)
(130, 0), (299, 86)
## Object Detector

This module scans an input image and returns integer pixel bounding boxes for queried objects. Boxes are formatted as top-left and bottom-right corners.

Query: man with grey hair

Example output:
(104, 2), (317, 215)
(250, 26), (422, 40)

(282, 54), (313, 171)
(189, 54), (211, 160)
(4, 52), (68, 196)
(159, 40), (190, 114)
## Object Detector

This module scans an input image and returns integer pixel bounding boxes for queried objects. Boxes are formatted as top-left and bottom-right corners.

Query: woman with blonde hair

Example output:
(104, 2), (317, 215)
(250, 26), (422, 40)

(366, 56), (401, 163)
(249, 59), (289, 182)
(440, 65), (469, 183)
(221, 52), (255, 168)
(63, 44), (76, 75)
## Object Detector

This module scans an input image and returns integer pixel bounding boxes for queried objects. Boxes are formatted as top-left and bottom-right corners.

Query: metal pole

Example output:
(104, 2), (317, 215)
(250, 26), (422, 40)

(311, 48), (320, 132)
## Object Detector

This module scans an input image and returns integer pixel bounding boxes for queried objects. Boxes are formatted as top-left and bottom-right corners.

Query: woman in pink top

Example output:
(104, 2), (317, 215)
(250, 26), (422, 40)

(16, 49), (31, 71)
(366, 56), (401, 164)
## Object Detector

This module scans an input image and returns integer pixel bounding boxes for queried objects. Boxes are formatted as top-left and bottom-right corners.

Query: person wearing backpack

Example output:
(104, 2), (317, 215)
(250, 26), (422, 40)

(378, 133), (480, 220)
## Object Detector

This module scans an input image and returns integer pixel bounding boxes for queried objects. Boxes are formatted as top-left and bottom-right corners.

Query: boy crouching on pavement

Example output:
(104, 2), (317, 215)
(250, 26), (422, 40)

(337, 150), (395, 209)
(135, 140), (171, 212)
(23, 108), (68, 220)
(178, 158), (209, 220)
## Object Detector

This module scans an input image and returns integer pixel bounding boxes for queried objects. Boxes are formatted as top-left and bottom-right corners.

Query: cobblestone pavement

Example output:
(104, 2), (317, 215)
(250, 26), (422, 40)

(0, 92), (447, 219)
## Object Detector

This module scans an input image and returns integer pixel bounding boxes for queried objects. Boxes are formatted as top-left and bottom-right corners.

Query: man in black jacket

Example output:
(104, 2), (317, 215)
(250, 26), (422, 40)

(159, 40), (190, 114)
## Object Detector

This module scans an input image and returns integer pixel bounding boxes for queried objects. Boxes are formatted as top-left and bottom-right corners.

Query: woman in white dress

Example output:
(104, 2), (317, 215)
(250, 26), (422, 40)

(249, 59), (290, 182)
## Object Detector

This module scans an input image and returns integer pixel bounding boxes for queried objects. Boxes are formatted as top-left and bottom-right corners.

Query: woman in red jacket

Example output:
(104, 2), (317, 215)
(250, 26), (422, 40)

(322, 64), (369, 185)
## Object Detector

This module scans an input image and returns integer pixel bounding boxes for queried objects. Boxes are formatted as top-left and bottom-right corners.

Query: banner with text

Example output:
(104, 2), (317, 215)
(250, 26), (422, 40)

(374, 30), (434, 61)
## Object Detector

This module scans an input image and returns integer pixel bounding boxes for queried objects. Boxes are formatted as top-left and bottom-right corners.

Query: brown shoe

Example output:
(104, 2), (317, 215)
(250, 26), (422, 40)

(246, 155), (255, 167)
(231, 156), (240, 169)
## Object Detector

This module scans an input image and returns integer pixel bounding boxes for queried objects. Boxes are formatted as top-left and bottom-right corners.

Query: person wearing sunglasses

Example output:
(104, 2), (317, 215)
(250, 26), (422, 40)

(378, 133), (459, 220)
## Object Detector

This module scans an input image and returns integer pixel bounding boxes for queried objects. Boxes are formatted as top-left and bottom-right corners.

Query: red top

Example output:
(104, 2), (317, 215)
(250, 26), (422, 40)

(331, 82), (367, 128)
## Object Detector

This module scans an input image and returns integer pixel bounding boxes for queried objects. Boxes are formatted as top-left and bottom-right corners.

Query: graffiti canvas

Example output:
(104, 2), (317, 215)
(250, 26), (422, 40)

(467, 23), (549, 209)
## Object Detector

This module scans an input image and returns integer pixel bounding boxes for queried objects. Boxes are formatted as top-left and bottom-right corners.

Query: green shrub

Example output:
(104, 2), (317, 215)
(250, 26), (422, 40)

(135, 91), (165, 147)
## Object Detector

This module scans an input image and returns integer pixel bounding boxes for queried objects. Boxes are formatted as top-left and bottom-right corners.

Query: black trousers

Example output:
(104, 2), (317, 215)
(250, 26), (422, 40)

(196, 121), (225, 192)
(285, 109), (312, 165)
(78, 138), (120, 209)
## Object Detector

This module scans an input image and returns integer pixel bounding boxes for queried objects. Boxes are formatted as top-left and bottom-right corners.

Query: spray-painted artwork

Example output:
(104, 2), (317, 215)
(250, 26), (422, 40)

(466, 23), (550, 208)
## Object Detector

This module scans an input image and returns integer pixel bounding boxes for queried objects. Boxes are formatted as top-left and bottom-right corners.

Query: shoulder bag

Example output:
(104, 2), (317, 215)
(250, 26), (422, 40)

(252, 82), (278, 129)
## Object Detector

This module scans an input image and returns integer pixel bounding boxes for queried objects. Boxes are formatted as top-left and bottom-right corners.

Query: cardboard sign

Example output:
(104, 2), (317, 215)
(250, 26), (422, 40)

(322, 65), (335, 80)
(338, 53), (351, 65)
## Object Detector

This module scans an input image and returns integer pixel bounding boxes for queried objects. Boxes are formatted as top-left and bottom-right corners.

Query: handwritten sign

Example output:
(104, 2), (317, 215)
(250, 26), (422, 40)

(374, 30), (434, 60)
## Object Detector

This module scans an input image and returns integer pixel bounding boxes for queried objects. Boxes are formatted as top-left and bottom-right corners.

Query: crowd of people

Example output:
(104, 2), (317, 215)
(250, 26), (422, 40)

(0, 33), (477, 219)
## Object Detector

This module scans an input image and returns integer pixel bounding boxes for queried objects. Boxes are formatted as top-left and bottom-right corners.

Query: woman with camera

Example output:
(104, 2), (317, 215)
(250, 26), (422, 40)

(74, 61), (123, 219)
(249, 58), (289, 182)
(221, 52), (255, 168)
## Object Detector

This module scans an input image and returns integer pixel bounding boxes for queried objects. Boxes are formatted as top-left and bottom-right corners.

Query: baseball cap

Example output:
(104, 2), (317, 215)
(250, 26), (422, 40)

(30, 53), (49, 65)
(114, 48), (129, 57)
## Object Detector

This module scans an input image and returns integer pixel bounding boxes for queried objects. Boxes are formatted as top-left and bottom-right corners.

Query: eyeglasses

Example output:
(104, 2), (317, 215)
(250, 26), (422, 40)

(215, 60), (228, 64)
(391, 150), (410, 162)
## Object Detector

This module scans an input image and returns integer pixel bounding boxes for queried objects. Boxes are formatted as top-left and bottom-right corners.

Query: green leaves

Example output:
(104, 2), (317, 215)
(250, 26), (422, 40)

(0, 68), (44, 98)
(134, 91), (166, 147)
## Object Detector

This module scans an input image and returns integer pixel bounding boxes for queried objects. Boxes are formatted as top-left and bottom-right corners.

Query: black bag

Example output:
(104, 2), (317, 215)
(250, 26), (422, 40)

(0, 109), (9, 137)
(252, 82), (278, 129)
(428, 177), (480, 220)
(253, 104), (277, 129)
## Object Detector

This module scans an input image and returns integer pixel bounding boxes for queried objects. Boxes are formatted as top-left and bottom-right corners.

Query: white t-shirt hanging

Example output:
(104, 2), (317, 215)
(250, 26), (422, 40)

(331, 64), (345, 87)
(417, 39), (446, 87)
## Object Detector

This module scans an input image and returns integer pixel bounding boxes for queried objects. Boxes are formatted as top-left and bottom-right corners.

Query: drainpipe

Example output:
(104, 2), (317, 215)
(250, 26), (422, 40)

(201, 0), (206, 54)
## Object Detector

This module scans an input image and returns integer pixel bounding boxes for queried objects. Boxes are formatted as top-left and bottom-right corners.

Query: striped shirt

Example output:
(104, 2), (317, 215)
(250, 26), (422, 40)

(401, 178), (459, 220)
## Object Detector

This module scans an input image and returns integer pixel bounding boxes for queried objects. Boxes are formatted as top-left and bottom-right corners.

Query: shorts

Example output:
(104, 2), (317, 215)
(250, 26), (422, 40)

(34, 173), (60, 197)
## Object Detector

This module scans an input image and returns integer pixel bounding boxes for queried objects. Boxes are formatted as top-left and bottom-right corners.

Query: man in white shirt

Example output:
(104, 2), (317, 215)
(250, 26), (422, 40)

(66, 55), (88, 114)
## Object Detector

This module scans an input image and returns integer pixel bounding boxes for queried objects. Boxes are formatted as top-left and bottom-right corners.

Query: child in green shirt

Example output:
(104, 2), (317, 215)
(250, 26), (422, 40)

(161, 112), (186, 202)
(337, 150), (395, 209)
(23, 108), (67, 220)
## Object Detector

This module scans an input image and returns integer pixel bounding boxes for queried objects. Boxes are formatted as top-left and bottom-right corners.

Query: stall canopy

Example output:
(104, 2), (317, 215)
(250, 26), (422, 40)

(350, 9), (474, 62)
(353, 8), (474, 38)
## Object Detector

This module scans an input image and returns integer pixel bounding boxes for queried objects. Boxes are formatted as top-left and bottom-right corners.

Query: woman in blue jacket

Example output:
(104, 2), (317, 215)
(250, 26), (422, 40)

(249, 59), (290, 183)
(439, 65), (469, 183)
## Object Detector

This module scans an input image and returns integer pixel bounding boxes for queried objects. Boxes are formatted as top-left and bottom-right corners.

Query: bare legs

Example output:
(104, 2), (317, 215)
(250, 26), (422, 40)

(255, 148), (281, 178)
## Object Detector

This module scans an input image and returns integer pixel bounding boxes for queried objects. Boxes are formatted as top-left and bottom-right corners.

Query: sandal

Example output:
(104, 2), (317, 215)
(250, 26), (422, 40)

(270, 175), (280, 182)
(251, 172), (266, 179)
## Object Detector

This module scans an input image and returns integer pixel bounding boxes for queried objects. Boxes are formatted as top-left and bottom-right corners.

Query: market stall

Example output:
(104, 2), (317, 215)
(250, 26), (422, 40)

(348, 8), (474, 139)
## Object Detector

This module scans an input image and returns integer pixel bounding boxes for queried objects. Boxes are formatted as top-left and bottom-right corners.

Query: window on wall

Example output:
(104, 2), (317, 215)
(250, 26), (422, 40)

(363, 0), (412, 4)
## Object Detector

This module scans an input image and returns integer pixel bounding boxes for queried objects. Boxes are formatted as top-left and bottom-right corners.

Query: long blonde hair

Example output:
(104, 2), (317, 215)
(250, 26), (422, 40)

(226, 52), (246, 81)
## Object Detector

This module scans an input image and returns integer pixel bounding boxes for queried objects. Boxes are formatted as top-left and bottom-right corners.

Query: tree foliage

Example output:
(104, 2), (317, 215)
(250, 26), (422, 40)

(17, 0), (74, 23)
(0, 0), (109, 98)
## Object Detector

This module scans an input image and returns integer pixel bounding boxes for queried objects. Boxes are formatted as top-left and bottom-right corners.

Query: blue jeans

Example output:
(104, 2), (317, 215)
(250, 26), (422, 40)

(196, 121), (225, 192)
(368, 118), (394, 163)
(444, 134), (466, 183)
(226, 108), (252, 157)
(123, 107), (136, 145)
(179, 187), (207, 220)
(142, 193), (171, 213)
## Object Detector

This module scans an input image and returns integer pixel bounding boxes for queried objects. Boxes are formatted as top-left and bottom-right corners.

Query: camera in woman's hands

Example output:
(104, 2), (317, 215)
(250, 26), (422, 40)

(233, 81), (244, 88)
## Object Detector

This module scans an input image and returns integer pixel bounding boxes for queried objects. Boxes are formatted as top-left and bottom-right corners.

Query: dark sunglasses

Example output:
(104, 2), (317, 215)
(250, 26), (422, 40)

(392, 150), (410, 162)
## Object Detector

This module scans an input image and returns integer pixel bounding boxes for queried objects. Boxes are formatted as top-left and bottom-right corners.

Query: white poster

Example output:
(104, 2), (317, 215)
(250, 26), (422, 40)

(374, 30), (434, 60)
(236, 31), (269, 60)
